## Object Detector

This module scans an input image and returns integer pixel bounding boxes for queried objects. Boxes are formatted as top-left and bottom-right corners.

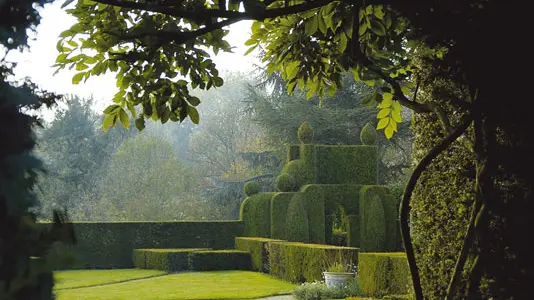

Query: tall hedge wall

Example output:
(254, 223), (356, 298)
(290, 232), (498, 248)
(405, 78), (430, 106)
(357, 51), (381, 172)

(269, 242), (358, 283)
(133, 248), (208, 271)
(300, 185), (325, 244)
(44, 221), (243, 268)
(359, 186), (396, 252)
(240, 192), (274, 238)
(285, 196), (310, 242)
(315, 145), (377, 185)
(188, 250), (251, 271)
(358, 253), (410, 297)
(235, 237), (285, 272)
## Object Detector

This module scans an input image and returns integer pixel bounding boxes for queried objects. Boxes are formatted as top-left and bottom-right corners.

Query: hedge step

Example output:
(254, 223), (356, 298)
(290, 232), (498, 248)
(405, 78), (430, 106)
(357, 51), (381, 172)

(133, 249), (251, 272)
(133, 248), (209, 272)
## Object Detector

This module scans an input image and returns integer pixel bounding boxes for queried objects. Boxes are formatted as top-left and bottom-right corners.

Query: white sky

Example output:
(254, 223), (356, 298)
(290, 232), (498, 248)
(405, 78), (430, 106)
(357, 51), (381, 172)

(6, 1), (259, 119)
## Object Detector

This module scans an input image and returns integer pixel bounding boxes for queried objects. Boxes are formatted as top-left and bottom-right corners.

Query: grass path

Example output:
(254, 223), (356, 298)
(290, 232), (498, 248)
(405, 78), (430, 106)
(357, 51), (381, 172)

(54, 269), (167, 290)
(55, 270), (295, 300)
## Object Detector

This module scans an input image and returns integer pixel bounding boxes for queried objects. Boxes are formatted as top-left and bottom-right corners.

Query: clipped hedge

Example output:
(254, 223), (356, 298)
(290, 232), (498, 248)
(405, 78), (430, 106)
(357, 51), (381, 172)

(240, 192), (274, 238)
(276, 173), (296, 192)
(285, 196), (310, 242)
(48, 221), (243, 268)
(287, 145), (300, 162)
(346, 215), (360, 248)
(315, 145), (377, 185)
(244, 181), (260, 196)
(270, 192), (297, 240)
(359, 186), (396, 252)
(360, 123), (377, 145)
(298, 121), (314, 144)
(300, 185), (325, 244)
(235, 237), (285, 272)
(358, 253), (410, 298)
(188, 250), (251, 271)
(133, 248), (208, 271)
(269, 242), (358, 283)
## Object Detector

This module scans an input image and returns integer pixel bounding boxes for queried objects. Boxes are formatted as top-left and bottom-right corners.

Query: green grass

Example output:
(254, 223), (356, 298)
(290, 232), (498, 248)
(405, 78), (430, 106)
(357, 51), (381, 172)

(54, 269), (167, 290)
(55, 270), (296, 299)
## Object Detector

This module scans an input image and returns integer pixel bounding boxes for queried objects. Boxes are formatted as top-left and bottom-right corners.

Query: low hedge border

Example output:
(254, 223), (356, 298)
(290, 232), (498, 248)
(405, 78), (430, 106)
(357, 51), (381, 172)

(268, 242), (358, 283)
(235, 237), (286, 272)
(358, 253), (411, 298)
(188, 250), (252, 271)
(133, 248), (209, 272)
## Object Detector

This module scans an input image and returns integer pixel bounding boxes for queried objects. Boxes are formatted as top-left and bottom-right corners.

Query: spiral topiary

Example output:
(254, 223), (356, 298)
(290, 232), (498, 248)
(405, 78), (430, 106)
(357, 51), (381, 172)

(297, 121), (314, 144)
(244, 181), (260, 196)
(276, 173), (296, 192)
(360, 123), (377, 145)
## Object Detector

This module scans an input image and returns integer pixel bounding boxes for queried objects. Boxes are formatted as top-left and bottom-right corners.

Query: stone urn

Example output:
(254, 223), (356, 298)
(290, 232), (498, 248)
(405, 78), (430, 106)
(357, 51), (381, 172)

(323, 271), (355, 288)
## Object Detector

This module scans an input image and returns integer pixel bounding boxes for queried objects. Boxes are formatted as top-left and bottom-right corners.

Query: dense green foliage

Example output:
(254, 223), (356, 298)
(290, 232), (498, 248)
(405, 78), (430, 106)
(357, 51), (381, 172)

(359, 186), (396, 252)
(358, 253), (410, 298)
(55, 270), (295, 300)
(269, 242), (358, 283)
(270, 192), (296, 240)
(297, 121), (314, 144)
(188, 250), (252, 271)
(276, 173), (297, 192)
(293, 279), (362, 300)
(133, 248), (208, 271)
(235, 237), (284, 272)
(315, 145), (377, 185)
(240, 192), (273, 237)
(360, 123), (377, 145)
(346, 215), (360, 247)
(56, 221), (242, 268)
(244, 181), (260, 196)
(285, 196), (310, 242)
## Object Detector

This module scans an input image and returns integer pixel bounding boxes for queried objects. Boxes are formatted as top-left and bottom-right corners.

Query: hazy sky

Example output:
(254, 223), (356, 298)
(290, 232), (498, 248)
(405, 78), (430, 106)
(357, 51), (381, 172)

(7, 1), (259, 116)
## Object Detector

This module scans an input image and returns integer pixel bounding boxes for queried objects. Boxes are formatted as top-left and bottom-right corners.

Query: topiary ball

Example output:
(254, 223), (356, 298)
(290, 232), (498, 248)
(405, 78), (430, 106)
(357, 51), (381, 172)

(360, 123), (377, 145)
(244, 181), (260, 196)
(297, 121), (314, 144)
(276, 173), (296, 192)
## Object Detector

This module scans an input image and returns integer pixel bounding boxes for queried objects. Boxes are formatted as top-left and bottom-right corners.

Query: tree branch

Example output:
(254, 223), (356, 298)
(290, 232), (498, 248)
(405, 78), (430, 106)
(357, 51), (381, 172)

(400, 113), (473, 300)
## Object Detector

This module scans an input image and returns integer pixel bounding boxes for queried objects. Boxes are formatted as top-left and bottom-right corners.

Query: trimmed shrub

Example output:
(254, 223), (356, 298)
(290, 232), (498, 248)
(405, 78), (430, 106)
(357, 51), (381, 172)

(360, 186), (396, 252)
(358, 253), (410, 297)
(270, 192), (297, 240)
(285, 196), (310, 242)
(244, 181), (260, 196)
(315, 145), (377, 185)
(48, 221), (243, 268)
(276, 173), (296, 192)
(287, 144), (300, 162)
(389, 183), (405, 251)
(134, 248), (209, 271)
(360, 123), (377, 145)
(240, 192), (274, 238)
(301, 185), (326, 244)
(188, 250), (251, 271)
(298, 121), (314, 144)
(282, 159), (315, 189)
(235, 237), (285, 272)
(269, 242), (358, 283)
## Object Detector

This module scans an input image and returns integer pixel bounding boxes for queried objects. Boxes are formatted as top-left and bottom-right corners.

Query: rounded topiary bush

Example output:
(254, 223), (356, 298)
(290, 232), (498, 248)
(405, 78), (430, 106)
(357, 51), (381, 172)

(244, 181), (260, 196)
(298, 121), (314, 144)
(276, 173), (296, 192)
(360, 123), (377, 145)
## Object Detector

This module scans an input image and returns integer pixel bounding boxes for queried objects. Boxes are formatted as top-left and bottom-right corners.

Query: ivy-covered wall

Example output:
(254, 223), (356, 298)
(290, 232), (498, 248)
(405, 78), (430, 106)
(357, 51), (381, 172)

(47, 221), (243, 268)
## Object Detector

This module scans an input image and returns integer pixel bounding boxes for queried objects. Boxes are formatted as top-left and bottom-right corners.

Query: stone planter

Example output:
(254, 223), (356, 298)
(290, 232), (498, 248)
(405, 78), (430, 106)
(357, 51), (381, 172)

(323, 271), (355, 288)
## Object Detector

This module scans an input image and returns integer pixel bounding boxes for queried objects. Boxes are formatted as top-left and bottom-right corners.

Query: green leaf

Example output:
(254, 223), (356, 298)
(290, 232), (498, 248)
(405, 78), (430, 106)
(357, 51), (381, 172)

(392, 110), (402, 123)
(188, 96), (201, 106)
(188, 106), (200, 124)
(245, 38), (257, 46)
(213, 77), (224, 87)
(305, 16), (319, 35)
(389, 117), (398, 132)
(377, 108), (391, 118)
(126, 101), (136, 117)
(103, 104), (120, 114)
(102, 114), (115, 132)
(112, 90), (125, 104)
(318, 15), (327, 34)
(374, 6), (385, 20)
(119, 108), (130, 128)
(384, 123), (394, 139)
(135, 117), (145, 131)
(377, 117), (389, 129)
(56, 53), (68, 63)
(251, 21), (262, 34)
(75, 63), (89, 71)
(370, 19), (386, 36)
(67, 40), (78, 47)
(339, 33), (348, 53)
(392, 100), (402, 111)
(285, 61), (300, 80)
(377, 93), (393, 108)
(244, 45), (257, 56)
(359, 22), (367, 36)
(72, 72), (85, 85)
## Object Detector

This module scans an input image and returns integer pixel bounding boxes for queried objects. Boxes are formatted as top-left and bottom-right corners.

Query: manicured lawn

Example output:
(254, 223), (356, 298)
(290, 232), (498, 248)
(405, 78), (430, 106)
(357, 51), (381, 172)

(55, 270), (296, 300)
(54, 269), (167, 290)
